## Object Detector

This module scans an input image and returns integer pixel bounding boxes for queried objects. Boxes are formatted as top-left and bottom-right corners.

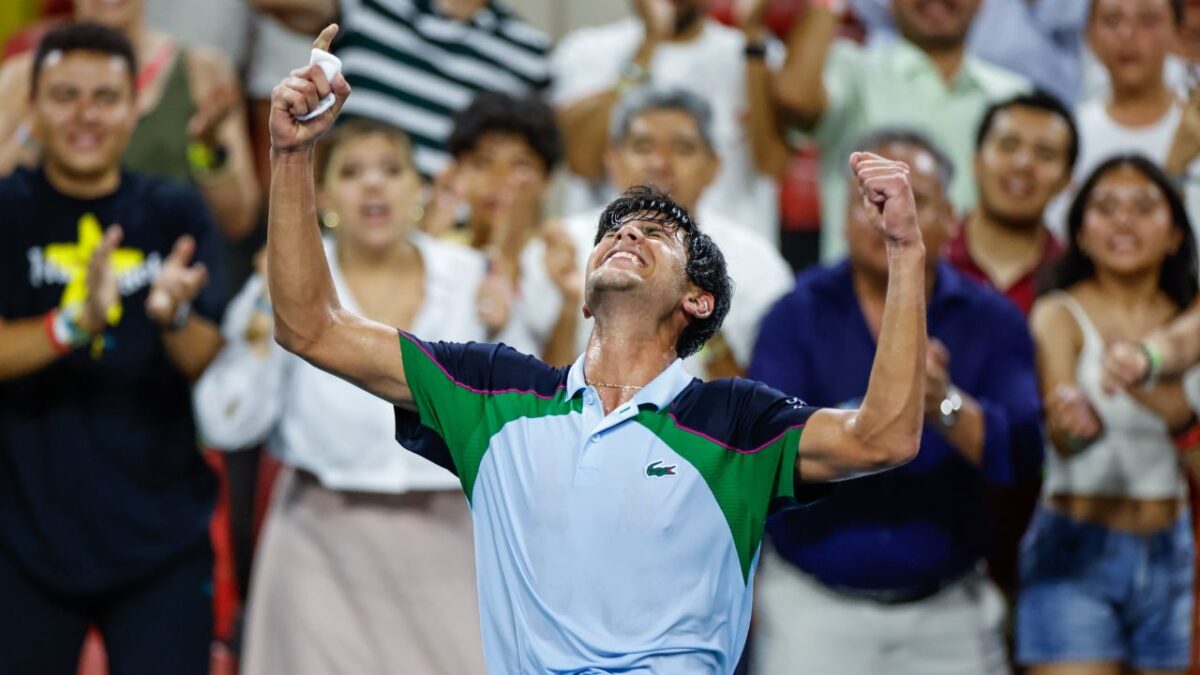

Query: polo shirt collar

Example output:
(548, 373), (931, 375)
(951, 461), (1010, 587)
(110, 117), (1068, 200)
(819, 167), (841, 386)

(566, 354), (695, 410)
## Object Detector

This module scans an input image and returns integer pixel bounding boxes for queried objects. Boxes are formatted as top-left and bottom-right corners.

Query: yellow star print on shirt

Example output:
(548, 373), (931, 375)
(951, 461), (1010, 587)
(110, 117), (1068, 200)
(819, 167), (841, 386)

(44, 213), (144, 356)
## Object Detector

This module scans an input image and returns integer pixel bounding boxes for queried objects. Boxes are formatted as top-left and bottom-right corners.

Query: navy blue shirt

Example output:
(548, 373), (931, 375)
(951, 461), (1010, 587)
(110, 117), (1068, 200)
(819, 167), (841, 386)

(750, 261), (1042, 593)
(0, 168), (224, 595)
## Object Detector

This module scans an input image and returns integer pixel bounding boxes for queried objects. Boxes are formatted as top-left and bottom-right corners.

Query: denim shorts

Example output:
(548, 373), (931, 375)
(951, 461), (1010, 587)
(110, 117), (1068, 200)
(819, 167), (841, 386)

(1015, 505), (1193, 669)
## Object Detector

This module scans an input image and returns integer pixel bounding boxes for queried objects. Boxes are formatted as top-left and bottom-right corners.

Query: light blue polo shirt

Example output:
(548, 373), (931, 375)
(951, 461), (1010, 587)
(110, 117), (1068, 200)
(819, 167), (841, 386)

(394, 332), (826, 673)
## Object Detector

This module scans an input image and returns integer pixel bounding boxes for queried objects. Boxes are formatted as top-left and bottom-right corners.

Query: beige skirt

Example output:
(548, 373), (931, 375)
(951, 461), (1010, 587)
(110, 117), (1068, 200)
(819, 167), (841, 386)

(240, 469), (484, 675)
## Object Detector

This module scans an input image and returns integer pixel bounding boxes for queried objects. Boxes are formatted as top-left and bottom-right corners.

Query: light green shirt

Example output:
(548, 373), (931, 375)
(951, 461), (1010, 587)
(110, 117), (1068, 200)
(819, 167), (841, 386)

(814, 38), (1029, 262)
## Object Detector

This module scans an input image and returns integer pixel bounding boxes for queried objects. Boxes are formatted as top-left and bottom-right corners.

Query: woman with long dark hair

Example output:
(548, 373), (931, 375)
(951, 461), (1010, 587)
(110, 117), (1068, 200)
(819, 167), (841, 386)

(1019, 154), (1198, 674)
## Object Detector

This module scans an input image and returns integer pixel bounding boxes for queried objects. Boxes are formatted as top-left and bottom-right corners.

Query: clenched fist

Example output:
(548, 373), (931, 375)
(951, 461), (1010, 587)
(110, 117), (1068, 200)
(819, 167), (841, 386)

(849, 151), (923, 250)
(269, 25), (352, 154)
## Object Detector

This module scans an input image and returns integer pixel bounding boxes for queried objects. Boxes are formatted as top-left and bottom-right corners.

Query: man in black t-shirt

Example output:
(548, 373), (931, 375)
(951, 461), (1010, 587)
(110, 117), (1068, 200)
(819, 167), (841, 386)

(0, 23), (225, 675)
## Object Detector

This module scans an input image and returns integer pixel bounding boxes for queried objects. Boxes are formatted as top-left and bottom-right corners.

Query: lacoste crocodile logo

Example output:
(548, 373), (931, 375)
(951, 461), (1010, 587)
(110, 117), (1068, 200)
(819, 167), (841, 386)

(646, 460), (677, 477)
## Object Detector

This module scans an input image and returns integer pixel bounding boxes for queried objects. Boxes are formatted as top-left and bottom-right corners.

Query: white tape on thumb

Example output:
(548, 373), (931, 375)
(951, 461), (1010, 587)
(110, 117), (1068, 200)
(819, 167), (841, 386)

(296, 48), (342, 122)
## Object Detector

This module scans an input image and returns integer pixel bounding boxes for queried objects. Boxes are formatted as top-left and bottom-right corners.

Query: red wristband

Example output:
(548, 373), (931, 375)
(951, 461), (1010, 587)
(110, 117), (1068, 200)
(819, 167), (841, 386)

(43, 309), (71, 355)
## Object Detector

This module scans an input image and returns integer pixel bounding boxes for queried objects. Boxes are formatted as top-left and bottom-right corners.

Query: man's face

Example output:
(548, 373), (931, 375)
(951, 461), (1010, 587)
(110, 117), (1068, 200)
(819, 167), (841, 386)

(456, 132), (549, 232)
(606, 109), (719, 212)
(31, 50), (137, 181)
(975, 106), (1073, 227)
(892, 0), (981, 50)
(584, 214), (703, 323)
(845, 141), (953, 278)
(75, 0), (144, 28)
(1089, 0), (1176, 92)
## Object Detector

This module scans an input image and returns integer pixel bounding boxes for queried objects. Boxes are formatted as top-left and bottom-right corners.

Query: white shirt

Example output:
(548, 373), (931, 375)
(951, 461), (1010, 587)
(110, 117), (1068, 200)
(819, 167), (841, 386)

(550, 18), (783, 244)
(192, 235), (488, 493)
(564, 208), (794, 379)
(1046, 99), (1184, 241)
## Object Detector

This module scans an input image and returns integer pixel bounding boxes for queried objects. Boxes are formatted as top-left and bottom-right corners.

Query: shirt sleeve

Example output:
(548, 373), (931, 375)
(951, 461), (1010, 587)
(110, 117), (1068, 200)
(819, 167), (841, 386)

(548, 28), (625, 107)
(738, 381), (827, 507)
(395, 333), (562, 490)
(812, 39), (867, 150)
(965, 304), (1045, 485)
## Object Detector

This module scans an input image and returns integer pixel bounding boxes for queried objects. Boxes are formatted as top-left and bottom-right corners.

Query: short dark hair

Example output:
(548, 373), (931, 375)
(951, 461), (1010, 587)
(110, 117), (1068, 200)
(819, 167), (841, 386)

(316, 117), (415, 185)
(594, 186), (732, 359)
(31, 22), (137, 98)
(1044, 154), (1198, 308)
(447, 91), (562, 172)
(975, 90), (1080, 171)
(1089, 0), (1184, 25)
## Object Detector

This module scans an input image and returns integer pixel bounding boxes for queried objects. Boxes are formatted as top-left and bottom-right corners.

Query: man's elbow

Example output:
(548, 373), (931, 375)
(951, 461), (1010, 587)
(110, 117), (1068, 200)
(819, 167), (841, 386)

(272, 312), (324, 358)
(863, 439), (919, 471)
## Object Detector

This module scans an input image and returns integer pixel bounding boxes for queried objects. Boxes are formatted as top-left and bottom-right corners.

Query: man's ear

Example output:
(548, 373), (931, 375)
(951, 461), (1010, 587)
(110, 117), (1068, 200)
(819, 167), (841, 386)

(683, 289), (714, 320)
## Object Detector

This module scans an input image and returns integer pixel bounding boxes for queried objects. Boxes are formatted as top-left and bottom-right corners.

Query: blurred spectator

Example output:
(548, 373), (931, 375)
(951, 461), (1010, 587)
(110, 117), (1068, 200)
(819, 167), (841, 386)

(563, 87), (793, 378)
(777, 0), (1029, 262)
(0, 0), (261, 240)
(1021, 154), (1197, 672)
(850, 0), (1090, 106)
(552, 0), (789, 244)
(422, 91), (579, 361)
(0, 24), (225, 674)
(949, 91), (1077, 315)
(194, 119), (486, 675)
(249, 0), (551, 180)
(750, 129), (1042, 674)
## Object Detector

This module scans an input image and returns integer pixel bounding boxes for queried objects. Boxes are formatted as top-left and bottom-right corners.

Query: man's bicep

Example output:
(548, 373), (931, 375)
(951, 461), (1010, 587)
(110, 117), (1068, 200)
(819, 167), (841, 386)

(796, 407), (890, 482)
(298, 311), (412, 405)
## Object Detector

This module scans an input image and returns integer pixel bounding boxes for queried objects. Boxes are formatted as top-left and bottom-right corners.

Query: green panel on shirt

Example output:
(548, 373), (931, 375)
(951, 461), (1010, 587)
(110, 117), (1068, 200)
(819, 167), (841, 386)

(634, 412), (803, 581)
(399, 334), (581, 502)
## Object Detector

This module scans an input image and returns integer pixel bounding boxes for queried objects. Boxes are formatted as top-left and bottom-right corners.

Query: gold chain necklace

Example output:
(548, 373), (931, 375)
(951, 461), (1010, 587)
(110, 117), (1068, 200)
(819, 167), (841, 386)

(587, 379), (644, 392)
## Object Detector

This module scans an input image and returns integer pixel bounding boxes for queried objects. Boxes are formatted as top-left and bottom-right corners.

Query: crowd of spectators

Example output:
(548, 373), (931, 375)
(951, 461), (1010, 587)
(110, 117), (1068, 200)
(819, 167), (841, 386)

(2, 0), (1200, 673)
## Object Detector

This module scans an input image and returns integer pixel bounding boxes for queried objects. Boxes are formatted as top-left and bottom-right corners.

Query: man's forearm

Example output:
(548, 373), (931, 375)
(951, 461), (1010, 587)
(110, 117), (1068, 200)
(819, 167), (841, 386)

(775, 5), (838, 127)
(267, 149), (341, 354)
(853, 246), (926, 453)
(745, 52), (789, 176)
(0, 316), (64, 381)
(162, 316), (224, 382)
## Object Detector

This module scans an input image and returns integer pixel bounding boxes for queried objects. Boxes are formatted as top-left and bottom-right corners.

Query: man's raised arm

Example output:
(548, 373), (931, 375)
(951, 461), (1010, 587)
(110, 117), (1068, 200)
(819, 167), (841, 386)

(267, 25), (412, 404)
(797, 153), (926, 481)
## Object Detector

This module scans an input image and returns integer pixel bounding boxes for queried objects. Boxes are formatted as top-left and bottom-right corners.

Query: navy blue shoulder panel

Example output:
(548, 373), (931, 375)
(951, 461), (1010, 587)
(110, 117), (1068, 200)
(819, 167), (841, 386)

(669, 376), (818, 452)
(403, 334), (569, 398)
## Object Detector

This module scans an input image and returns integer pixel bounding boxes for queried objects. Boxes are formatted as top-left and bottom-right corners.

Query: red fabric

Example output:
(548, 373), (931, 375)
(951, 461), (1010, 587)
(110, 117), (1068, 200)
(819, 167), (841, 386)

(945, 219), (1063, 316)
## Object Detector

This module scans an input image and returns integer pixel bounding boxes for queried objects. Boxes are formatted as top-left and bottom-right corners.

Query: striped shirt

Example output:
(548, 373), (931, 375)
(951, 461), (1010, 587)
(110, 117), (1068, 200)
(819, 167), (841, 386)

(335, 0), (552, 177)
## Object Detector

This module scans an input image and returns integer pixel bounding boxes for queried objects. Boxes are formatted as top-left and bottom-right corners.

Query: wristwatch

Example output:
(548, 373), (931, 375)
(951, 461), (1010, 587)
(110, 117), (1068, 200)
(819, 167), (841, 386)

(939, 386), (963, 429)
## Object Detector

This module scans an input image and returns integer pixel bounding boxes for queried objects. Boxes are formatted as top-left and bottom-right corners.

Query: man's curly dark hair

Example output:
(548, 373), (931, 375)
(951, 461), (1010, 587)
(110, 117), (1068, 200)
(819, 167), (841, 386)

(594, 186), (732, 359)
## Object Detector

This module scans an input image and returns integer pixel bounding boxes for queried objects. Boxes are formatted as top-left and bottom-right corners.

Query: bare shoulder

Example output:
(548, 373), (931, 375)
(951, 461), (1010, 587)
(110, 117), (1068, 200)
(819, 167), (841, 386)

(1028, 292), (1081, 347)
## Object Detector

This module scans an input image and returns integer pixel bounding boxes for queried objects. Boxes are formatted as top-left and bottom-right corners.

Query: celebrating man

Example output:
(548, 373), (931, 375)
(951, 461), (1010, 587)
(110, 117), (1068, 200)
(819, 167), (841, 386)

(265, 25), (929, 673)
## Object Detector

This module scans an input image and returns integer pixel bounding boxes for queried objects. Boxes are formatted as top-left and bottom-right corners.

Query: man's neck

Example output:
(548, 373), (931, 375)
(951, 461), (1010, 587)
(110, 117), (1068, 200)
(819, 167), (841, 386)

(44, 163), (120, 200)
(435, 0), (487, 22)
(584, 308), (680, 412)
(965, 209), (1047, 290)
(917, 41), (966, 84)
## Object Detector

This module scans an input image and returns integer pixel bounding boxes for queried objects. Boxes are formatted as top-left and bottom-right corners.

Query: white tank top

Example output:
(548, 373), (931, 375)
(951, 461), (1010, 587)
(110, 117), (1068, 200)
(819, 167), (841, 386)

(1042, 293), (1185, 499)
